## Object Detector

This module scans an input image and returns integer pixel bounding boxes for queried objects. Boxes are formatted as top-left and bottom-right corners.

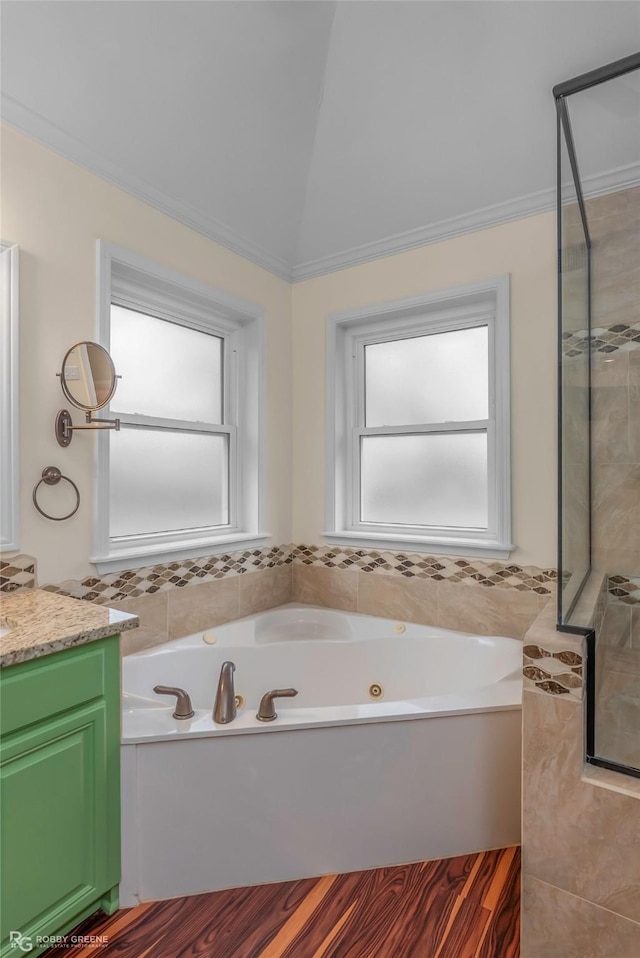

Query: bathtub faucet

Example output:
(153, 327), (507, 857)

(213, 661), (236, 724)
(256, 688), (298, 722)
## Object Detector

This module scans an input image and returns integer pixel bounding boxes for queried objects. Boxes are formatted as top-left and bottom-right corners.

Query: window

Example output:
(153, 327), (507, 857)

(326, 277), (512, 558)
(93, 242), (265, 571)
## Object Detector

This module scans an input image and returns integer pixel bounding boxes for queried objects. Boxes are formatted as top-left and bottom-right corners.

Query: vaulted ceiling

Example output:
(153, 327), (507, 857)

(2, 1), (639, 280)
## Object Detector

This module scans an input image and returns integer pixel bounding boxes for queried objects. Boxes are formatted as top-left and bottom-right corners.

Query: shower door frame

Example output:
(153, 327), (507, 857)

(555, 51), (640, 780)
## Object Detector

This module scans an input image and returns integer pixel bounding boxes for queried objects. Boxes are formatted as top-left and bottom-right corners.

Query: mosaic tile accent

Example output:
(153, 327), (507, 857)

(0, 554), (37, 594)
(29, 542), (556, 608)
(523, 643), (584, 699)
(562, 322), (640, 357)
(291, 544), (557, 594)
(609, 575), (640, 605)
(43, 545), (292, 605)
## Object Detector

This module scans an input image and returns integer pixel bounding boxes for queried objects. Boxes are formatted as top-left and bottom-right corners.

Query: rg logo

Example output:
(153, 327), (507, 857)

(9, 932), (33, 952)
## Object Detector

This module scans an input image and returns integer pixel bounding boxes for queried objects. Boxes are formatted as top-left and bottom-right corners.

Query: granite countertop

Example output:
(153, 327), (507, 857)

(0, 589), (139, 668)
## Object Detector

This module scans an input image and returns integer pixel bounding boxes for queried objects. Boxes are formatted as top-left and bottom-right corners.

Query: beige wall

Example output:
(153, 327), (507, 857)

(0, 127), (293, 584)
(291, 212), (557, 569)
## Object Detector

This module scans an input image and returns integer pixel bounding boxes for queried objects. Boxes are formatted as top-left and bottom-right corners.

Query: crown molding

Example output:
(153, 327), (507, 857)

(1, 95), (293, 282)
(292, 161), (640, 282)
(4, 94), (639, 286)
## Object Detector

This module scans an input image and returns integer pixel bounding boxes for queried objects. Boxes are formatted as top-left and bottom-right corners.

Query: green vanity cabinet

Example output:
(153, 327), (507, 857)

(0, 636), (121, 958)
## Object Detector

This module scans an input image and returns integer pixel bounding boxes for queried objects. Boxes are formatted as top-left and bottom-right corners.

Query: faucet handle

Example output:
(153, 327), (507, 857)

(256, 688), (298, 722)
(153, 685), (194, 720)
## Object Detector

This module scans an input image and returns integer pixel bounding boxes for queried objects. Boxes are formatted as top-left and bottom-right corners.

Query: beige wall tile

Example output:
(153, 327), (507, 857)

(630, 398), (640, 464)
(593, 464), (640, 577)
(521, 876), (640, 958)
(592, 385), (630, 464)
(632, 607), (640, 648)
(591, 350), (628, 389)
(593, 280), (640, 332)
(536, 587), (555, 615)
(292, 565), (357, 612)
(599, 645), (640, 678)
(238, 566), (292, 617)
(356, 572), (438, 625)
(437, 581), (538, 639)
(595, 662), (640, 768)
(630, 350), (640, 404)
(600, 604), (632, 648)
(112, 591), (168, 655)
(522, 689), (640, 922)
(168, 577), (240, 640)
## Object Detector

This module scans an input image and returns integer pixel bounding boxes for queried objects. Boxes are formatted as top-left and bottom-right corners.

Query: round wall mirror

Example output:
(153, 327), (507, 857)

(60, 342), (118, 411)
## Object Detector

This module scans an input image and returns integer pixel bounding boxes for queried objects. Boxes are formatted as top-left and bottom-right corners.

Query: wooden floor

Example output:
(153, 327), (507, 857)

(45, 847), (520, 958)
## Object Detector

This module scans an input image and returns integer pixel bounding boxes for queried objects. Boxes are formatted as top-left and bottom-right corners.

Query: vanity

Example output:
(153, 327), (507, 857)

(0, 591), (137, 958)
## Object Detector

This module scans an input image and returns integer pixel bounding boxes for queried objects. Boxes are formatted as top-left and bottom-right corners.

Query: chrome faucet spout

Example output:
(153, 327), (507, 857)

(213, 661), (237, 724)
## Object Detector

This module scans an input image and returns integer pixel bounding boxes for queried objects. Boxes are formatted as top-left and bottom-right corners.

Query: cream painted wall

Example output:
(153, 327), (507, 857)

(1, 127), (293, 584)
(291, 213), (557, 569)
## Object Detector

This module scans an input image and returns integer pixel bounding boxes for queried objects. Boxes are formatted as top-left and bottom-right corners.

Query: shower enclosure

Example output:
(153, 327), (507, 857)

(556, 52), (640, 777)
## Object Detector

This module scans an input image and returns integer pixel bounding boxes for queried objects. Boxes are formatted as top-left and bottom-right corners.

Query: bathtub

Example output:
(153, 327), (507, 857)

(120, 604), (522, 904)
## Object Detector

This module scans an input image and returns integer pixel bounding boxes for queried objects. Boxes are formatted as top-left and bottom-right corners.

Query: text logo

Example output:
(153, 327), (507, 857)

(9, 932), (33, 952)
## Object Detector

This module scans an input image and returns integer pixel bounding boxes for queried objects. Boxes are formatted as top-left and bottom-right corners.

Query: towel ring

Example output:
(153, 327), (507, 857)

(32, 466), (80, 521)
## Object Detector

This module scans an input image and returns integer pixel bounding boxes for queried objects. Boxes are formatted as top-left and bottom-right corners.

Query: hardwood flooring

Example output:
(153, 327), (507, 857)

(45, 847), (520, 958)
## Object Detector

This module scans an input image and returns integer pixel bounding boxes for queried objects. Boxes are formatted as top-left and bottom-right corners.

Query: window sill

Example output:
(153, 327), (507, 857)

(91, 533), (272, 574)
(322, 531), (515, 560)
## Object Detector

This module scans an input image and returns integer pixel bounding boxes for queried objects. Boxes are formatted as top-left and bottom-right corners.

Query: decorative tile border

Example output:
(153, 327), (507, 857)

(563, 322), (640, 357)
(523, 644), (584, 699)
(292, 544), (556, 594)
(42, 545), (292, 605)
(3, 542), (557, 607)
(609, 575), (640, 605)
(0, 554), (37, 593)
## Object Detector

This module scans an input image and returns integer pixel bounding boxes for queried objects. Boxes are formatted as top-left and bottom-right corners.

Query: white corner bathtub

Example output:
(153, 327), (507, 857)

(120, 604), (522, 904)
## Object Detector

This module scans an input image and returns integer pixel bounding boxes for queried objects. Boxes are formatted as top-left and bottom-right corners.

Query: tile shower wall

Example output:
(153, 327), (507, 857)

(521, 187), (640, 956)
(590, 186), (640, 581)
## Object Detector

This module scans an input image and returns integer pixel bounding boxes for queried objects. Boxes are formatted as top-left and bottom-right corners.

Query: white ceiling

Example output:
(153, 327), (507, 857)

(2, 1), (639, 280)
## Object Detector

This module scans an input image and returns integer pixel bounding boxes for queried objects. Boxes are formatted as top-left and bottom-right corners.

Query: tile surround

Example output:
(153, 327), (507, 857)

(290, 544), (557, 594)
(522, 690), (640, 926)
(522, 599), (585, 699)
(0, 554), (37, 593)
(522, 876), (640, 958)
(39, 545), (292, 604)
(522, 646), (583, 699)
(562, 321), (640, 357)
(2, 544), (558, 652)
(3, 544), (557, 602)
(610, 575), (640, 605)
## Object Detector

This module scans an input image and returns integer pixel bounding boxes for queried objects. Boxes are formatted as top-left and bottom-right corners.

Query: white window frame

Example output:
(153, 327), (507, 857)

(0, 242), (19, 551)
(325, 276), (513, 559)
(92, 241), (267, 572)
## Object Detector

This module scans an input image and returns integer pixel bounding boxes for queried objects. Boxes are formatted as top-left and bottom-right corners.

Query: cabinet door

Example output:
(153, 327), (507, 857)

(1, 701), (109, 949)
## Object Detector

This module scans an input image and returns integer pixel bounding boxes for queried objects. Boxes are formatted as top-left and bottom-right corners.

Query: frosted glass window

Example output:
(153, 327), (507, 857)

(365, 326), (488, 426)
(110, 305), (223, 422)
(361, 433), (488, 528)
(110, 428), (228, 538)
